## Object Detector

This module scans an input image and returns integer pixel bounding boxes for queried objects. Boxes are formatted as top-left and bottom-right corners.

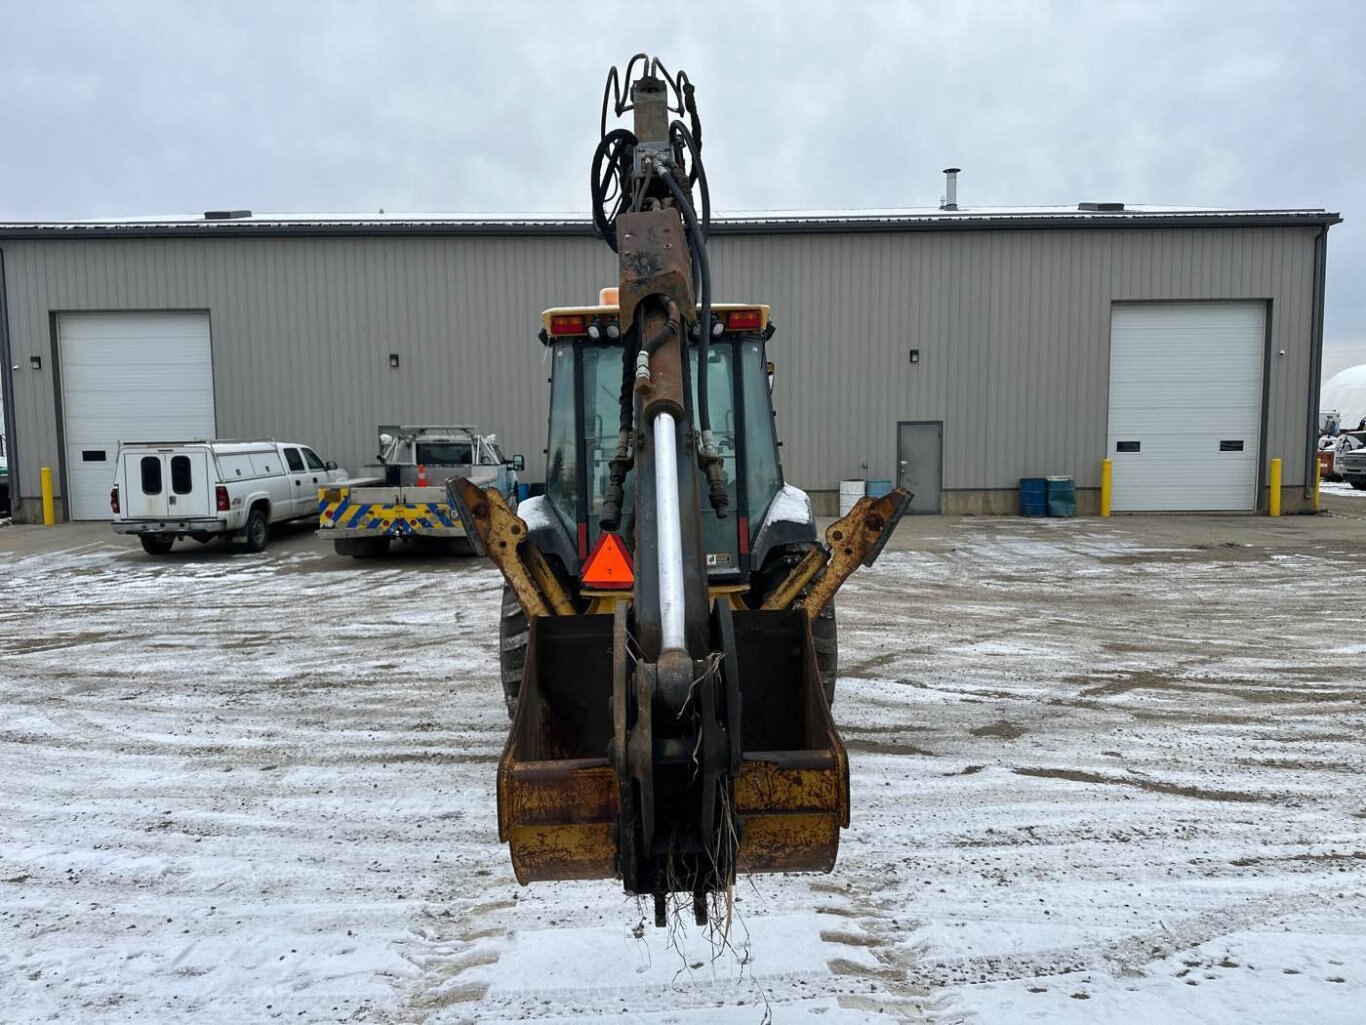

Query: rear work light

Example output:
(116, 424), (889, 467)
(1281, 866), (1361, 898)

(550, 314), (587, 336)
(109, 486), (119, 514)
(725, 308), (764, 332)
(216, 485), (230, 512)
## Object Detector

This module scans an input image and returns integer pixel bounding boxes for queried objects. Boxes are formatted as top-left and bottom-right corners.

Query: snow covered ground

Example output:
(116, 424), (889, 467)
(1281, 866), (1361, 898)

(1321, 480), (1366, 499)
(2, 517), (1364, 1024)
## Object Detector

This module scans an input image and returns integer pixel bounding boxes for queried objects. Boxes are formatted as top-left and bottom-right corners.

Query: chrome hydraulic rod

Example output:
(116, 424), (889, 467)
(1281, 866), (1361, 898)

(653, 410), (687, 652)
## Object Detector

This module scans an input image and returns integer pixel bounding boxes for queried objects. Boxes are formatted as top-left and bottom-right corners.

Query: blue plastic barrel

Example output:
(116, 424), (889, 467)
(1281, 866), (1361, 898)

(1046, 475), (1076, 518)
(1019, 477), (1047, 517)
(517, 482), (530, 502)
(865, 479), (893, 498)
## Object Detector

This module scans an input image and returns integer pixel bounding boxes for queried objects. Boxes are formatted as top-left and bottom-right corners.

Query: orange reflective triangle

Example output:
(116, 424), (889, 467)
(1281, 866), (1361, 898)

(582, 531), (634, 589)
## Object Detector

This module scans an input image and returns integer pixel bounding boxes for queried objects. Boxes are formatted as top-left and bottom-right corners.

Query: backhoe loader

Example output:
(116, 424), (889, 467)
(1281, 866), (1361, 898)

(450, 55), (909, 926)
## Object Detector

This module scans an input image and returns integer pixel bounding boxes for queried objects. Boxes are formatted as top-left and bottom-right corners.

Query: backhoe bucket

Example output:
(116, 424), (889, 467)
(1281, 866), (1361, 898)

(496, 608), (849, 886)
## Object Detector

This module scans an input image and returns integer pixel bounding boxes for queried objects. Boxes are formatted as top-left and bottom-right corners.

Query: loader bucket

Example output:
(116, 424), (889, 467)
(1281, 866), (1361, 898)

(497, 608), (849, 886)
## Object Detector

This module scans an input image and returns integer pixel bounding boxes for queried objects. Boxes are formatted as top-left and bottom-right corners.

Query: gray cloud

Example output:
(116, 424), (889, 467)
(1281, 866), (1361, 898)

(3, 0), (1362, 352)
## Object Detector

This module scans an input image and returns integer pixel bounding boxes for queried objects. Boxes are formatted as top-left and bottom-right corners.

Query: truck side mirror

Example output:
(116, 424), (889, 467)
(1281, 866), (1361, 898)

(511, 454), (525, 472)
(325, 460), (338, 470)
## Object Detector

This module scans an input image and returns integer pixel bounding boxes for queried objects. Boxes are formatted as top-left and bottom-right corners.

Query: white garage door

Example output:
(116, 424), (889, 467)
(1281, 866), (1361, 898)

(59, 312), (216, 520)
(1107, 303), (1265, 512)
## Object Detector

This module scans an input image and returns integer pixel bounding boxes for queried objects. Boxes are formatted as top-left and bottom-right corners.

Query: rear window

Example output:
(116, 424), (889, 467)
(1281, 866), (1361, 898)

(416, 442), (472, 465)
(140, 456), (162, 495)
(284, 448), (305, 472)
(170, 455), (192, 494)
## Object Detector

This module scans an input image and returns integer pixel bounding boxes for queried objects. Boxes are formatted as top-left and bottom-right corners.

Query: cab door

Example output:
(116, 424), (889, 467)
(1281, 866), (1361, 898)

(300, 447), (335, 513)
(282, 447), (312, 517)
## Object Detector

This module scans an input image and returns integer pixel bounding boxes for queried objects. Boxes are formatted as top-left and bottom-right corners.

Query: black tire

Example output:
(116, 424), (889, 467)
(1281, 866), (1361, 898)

(243, 507), (270, 553)
(812, 601), (838, 706)
(139, 534), (174, 555)
(1352, 481), (1366, 492)
(498, 586), (529, 719)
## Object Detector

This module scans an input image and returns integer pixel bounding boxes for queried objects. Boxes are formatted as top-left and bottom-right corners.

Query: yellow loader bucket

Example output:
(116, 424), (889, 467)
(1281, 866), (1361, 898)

(497, 609), (849, 885)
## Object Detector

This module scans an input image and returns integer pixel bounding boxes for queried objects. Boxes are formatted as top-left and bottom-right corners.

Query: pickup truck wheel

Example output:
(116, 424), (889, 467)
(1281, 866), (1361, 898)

(139, 534), (175, 555)
(1353, 481), (1366, 492)
(499, 586), (529, 719)
(243, 508), (270, 552)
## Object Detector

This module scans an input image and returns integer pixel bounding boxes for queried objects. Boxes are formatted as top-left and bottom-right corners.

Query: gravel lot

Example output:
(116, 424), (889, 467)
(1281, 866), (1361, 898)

(2, 510), (1365, 1024)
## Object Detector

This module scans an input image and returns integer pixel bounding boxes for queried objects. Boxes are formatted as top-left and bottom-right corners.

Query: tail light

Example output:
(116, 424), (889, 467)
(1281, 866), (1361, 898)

(725, 308), (764, 332)
(216, 485), (230, 512)
(110, 486), (120, 514)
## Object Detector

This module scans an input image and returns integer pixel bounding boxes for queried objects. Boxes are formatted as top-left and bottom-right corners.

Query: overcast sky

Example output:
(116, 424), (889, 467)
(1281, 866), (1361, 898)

(4, 1), (1363, 371)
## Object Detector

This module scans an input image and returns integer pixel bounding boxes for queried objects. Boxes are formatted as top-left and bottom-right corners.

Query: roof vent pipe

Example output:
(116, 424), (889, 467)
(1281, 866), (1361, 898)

(940, 168), (960, 211)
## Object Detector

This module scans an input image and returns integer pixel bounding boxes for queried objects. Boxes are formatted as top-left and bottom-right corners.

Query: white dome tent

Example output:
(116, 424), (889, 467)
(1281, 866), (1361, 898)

(1320, 365), (1366, 431)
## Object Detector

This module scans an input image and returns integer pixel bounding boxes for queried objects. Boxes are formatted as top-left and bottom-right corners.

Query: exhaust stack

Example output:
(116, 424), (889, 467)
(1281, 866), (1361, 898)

(941, 167), (961, 211)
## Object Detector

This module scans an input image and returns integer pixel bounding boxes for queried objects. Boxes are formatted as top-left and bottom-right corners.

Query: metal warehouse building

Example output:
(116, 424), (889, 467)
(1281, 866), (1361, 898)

(0, 205), (1339, 523)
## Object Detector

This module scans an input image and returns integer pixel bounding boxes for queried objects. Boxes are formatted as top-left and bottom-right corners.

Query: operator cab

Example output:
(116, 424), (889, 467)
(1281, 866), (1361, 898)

(539, 292), (784, 582)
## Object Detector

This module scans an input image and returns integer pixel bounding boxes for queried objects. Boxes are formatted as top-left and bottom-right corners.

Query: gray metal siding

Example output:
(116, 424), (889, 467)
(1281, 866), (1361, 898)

(711, 225), (1318, 491)
(3, 225), (1321, 511)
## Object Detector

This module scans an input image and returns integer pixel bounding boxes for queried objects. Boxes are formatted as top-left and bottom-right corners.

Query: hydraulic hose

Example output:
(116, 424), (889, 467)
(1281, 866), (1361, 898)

(658, 165), (727, 517)
(657, 167), (712, 434)
(590, 128), (637, 253)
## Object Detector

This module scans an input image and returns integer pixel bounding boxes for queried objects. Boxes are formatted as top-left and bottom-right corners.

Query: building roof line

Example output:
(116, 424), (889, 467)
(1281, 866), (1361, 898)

(0, 207), (1342, 240)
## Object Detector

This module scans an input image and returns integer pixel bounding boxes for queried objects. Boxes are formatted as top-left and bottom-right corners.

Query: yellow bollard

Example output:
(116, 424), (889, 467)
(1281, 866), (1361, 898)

(40, 466), (55, 526)
(1314, 452), (1322, 513)
(1268, 457), (1282, 517)
(1100, 458), (1112, 518)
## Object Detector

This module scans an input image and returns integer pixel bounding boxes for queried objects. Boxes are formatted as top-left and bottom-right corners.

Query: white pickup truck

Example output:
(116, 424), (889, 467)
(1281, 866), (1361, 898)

(110, 440), (348, 554)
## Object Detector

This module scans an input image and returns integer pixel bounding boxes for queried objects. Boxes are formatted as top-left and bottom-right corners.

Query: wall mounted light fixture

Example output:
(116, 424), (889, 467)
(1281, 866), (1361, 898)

(30, 355), (41, 370)
(388, 353), (400, 369)
(908, 349), (920, 364)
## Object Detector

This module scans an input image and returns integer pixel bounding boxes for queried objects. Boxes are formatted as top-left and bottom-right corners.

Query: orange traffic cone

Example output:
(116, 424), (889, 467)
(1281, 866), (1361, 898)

(417, 464), (428, 487)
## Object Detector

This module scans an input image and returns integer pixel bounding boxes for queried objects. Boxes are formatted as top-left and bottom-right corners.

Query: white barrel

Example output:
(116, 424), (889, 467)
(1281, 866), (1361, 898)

(839, 479), (866, 516)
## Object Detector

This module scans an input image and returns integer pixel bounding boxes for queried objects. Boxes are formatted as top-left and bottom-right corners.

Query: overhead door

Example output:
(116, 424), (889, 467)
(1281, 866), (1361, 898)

(59, 312), (215, 520)
(1107, 303), (1265, 511)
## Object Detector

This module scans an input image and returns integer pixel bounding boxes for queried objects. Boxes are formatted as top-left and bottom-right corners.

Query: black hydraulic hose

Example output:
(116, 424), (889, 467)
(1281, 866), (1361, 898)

(642, 298), (681, 354)
(657, 167), (712, 434)
(590, 128), (637, 252)
(669, 121), (709, 239)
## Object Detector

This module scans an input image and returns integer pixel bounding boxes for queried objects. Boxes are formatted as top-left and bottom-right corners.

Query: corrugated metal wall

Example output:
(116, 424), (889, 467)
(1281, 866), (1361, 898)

(2, 224), (1320, 512)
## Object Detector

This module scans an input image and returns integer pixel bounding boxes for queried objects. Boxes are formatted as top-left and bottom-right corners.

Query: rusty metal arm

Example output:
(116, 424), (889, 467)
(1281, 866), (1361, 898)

(446, 477), (575, 618)
(761, 488), (912, 613)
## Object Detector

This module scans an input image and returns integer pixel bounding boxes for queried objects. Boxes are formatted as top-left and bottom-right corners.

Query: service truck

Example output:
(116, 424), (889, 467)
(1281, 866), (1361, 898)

(318, 425), (522, 557)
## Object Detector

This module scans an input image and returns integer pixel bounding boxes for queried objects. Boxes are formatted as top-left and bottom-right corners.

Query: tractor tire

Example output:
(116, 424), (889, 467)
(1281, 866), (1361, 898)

(139, 534), (175, 555)
(243, 507), (270, 553)
(811, 601), (839, 706)
(499, 586), (529, 719)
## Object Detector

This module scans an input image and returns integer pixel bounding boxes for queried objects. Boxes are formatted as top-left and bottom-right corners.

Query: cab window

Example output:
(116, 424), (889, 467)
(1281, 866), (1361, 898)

(740, 340), (783, 526)
(284, 448), (305, 472)
(302, 448), (325, 471)
(545, 343), (578, 528)
(416, 442), (472, 465)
